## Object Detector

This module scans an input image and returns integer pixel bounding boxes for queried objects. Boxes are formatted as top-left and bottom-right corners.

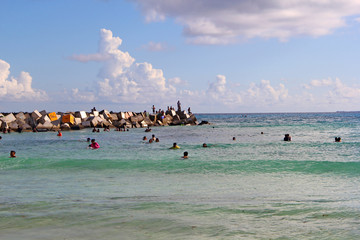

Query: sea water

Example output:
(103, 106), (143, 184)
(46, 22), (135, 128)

(0, 112), (360, 239)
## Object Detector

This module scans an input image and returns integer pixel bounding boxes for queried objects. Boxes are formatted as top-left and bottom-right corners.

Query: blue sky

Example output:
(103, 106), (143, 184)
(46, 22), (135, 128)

(1, 0), (360, 113)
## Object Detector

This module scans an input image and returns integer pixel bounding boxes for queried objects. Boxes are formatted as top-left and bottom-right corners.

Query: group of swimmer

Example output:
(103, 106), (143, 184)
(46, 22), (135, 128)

(0, 127), (344, 159)
(143, 134), (160, 143)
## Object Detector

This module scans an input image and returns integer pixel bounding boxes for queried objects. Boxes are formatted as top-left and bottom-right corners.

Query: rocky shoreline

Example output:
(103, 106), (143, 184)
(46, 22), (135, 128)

(0, 107), (199, 132)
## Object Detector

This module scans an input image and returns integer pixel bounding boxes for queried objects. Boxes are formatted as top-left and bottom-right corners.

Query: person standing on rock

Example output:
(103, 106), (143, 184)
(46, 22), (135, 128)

(177, 100), (181, 111)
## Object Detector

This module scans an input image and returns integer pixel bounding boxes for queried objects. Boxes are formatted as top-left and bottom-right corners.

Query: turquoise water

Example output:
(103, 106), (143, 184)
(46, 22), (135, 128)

(1, 112), (360, 239)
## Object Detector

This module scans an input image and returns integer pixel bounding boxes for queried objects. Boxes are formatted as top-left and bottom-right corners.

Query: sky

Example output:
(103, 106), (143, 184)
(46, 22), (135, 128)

(1, 0), (360, 113)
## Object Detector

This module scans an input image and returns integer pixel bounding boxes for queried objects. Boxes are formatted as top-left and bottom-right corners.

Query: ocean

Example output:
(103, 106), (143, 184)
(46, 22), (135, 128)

(1, 112), (360, 239)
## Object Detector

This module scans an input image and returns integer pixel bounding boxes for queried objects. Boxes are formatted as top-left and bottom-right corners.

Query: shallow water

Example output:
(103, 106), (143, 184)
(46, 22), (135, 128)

(1, 112), (360, 239)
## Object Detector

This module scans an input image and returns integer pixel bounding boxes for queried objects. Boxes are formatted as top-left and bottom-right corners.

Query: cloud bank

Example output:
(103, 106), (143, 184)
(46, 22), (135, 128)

(0, 59), (48, 101)
(132, 0), (360, 44)
(71, 29), (176, 103)
(69, 29), (360, 112)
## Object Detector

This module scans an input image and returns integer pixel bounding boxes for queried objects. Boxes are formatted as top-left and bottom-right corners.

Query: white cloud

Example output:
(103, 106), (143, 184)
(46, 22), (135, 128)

(246, 80), (288, 103)
(141, 41), (169, 51)
(131, 0), (360, 44)
(0, 59), (48, 101)
(207, 75), (242, 105)
(70, 29), (176, 103)
(168, 77), (185, 85)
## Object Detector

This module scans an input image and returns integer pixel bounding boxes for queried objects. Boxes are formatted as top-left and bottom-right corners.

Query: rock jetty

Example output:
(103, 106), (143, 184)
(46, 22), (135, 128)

(0, 106), (199, 132)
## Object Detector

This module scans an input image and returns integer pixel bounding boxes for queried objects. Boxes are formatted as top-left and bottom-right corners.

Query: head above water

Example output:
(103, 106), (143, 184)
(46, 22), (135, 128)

(10, 150), (16, 158)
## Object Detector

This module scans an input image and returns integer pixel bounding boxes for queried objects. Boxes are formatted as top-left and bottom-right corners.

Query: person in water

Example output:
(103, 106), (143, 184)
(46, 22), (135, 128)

(149, 139), (154, 143)
(89, 139), (100, 149)
(155, 138), (160, 142)
(87, 138), (91, 142)
(10, 150), (16, 158)
(335, 137), (342, 142)
(151, 134), (156, 141)
(143, 136), (147, 141)
(233, 137), (236, 141)
(170, 143), (180, 149)
(57, 130), (62, 137)
(182, 151), (188, 159)
(202, 143), (208, 147)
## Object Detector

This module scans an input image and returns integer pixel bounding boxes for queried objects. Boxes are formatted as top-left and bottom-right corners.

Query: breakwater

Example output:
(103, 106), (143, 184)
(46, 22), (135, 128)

(0, 106), (198, 132)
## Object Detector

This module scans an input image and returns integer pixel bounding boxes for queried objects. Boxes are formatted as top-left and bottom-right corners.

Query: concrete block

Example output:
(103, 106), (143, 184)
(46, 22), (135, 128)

(8, 121), (19, 130)
(60, 123), (71, 130)
(31, 110), (42, 120)
(74, 118), (82, 125)
(144, 117), (153, 126)
(75, 111), (87, 119)
(26, 117), (37, 128)
(62, 114), (75, 124)
(111, 120), (121, 127)
(48, 112), (58, 121)
(140, 120), (148, 128)
(130, 115), (138, 123)
(128, 112), (133, 117)
(17, 120), (32, 130)
(118, 112), (126, 119)
(38, 115), (51, 124)
(92, 111), (99, 117)
(51, 119), (61, 127)
(110, 113), (118, 121)
(119, 119), (126, 126)
(137, 114), (144, 122)
(40, 110), (47, 116)
(81, 120), (91, 127)
(102, 119), (111, 127)
(2, 113), (16, 123)
(37, 121), (54, 130)
(15, 112), (26, 121)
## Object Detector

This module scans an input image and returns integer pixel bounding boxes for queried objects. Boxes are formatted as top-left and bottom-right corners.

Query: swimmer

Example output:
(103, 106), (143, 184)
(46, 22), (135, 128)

(335, 137), (342, 142)
(182, 151), (188, 159)
(57, 130), (62, 137)
(87, 138), (91, 142)
(202, 143), (208, 147)
(143, 136), (147, 141)
(10, 150), (16, 158)
(151, 134), (156, 141)
(92, 127), (97, 132)
(261, 132), (264, 134)
(170, 142), (180, 149)
(89, 139), (100, 149)
(155, 138), (160, 142)
(0, 136), (2, 140)
(149, 139), (154, 143)
(233, 137), (236, 141)
(284, 134), (292, 141)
